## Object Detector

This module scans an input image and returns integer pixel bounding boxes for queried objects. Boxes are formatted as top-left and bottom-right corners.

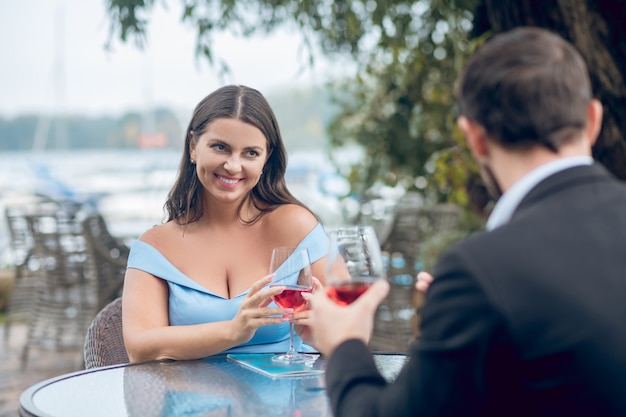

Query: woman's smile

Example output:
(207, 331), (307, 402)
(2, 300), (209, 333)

(216, 174), (242, 188)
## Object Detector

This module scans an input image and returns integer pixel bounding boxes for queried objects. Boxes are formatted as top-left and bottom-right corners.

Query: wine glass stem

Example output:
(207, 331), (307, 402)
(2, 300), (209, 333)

(287, 322), (296, 356)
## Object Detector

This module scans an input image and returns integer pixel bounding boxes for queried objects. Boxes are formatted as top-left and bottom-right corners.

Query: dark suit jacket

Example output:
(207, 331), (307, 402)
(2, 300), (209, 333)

(326, 164), (626, 417)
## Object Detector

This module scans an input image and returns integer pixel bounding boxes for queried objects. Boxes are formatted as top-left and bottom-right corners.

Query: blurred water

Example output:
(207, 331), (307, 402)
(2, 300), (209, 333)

(0, 148), (350, 266)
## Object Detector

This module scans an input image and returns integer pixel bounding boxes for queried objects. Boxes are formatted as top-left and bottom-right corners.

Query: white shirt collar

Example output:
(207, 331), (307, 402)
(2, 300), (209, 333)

(486, 156), (593, 231)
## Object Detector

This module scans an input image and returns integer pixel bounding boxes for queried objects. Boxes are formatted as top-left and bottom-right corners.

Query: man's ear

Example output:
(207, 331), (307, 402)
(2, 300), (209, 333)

(458, 116), (489, 160)
(585, 99), (603, 147)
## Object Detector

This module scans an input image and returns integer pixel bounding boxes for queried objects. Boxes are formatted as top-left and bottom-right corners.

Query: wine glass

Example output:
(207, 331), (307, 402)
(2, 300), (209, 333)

(325, 225), (386, 306)
(269, 247), (313, 363)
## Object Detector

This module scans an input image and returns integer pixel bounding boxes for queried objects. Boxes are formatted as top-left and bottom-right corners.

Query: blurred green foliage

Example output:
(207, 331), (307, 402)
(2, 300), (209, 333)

(105, 0), (485, 214)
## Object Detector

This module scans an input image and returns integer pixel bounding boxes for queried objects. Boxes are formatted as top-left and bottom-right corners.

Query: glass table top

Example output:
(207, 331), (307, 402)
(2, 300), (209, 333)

(21, 353), (408, 417)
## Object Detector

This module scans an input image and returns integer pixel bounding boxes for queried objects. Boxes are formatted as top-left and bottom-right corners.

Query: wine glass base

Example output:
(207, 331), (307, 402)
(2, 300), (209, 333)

(271, 353), (317, 364)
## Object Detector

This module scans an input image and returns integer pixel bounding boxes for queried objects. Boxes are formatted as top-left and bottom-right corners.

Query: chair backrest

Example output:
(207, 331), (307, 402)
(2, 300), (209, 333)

(81, 214), (130, 311)
(4, 205), (34, 278)
(83, 297), (129, 369)
(370, 199), (463, 352)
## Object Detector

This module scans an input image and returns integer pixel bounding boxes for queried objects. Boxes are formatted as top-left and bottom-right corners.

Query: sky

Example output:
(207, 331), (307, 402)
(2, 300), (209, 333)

(0, 0), (345, 117)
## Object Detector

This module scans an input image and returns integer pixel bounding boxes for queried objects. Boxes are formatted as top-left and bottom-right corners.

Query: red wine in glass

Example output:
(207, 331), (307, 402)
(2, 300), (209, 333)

(326, 280), (374, 306)
(270, 284), (312, 311)
(269, 247), (314, 363)
(325, 226), (386, 305)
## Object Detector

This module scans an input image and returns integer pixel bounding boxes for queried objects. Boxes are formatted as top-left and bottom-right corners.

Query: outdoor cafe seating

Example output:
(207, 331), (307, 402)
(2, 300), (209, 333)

(4, 193), (461, 372)
(371, 193), (462, 352)
(10, 193), (468, 417)
(3, 200), (130, 370)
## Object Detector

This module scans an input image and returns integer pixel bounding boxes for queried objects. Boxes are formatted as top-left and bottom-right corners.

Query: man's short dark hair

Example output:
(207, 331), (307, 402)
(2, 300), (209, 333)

(456, 27), (592, 151)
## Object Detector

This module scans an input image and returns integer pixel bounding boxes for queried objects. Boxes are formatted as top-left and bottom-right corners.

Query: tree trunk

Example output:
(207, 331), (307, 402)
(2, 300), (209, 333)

(472, 0), (626, 181)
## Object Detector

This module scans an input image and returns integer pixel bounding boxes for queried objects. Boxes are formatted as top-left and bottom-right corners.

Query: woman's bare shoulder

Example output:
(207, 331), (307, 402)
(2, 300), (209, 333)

(137, 221), (180, 248)
(272, 204), (317, 225)
(265, 204), (318, 240)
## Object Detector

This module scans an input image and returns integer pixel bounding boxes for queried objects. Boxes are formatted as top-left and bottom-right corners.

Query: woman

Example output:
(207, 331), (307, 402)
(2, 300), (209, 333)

(122, 85), (327, 362)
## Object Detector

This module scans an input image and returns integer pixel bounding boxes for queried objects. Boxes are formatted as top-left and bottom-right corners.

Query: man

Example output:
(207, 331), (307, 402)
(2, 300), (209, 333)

(304, 27), (626, 416)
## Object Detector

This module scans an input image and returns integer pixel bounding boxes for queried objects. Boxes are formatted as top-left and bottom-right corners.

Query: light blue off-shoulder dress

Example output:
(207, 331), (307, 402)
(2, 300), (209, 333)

(126, 222), (328, 355)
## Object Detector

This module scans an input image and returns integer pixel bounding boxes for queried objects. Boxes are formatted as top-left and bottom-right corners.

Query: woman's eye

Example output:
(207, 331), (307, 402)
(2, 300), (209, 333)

(246, 150), (259, 158)
(212, 144), (226, 151)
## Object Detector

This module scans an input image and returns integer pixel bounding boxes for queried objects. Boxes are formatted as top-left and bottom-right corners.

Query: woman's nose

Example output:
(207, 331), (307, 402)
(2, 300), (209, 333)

(223, 155), (242, 173)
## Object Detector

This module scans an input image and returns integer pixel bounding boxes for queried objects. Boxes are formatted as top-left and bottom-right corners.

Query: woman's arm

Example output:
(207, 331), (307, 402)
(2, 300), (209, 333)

(122, 270), (289, 362)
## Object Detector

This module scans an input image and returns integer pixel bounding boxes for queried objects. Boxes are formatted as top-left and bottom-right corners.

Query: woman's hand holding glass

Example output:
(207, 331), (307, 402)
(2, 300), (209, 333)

(229, 274), (293, 346)
(268, 247), (314, 363)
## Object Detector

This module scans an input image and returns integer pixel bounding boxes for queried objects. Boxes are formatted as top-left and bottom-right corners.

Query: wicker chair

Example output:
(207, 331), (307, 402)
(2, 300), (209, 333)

(81, 214), (130, 311)
(19, 204), (97, 370)
(369, 195), (462, 353)
(3, 205), (40, 344)
(83, 297), (129, 369)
